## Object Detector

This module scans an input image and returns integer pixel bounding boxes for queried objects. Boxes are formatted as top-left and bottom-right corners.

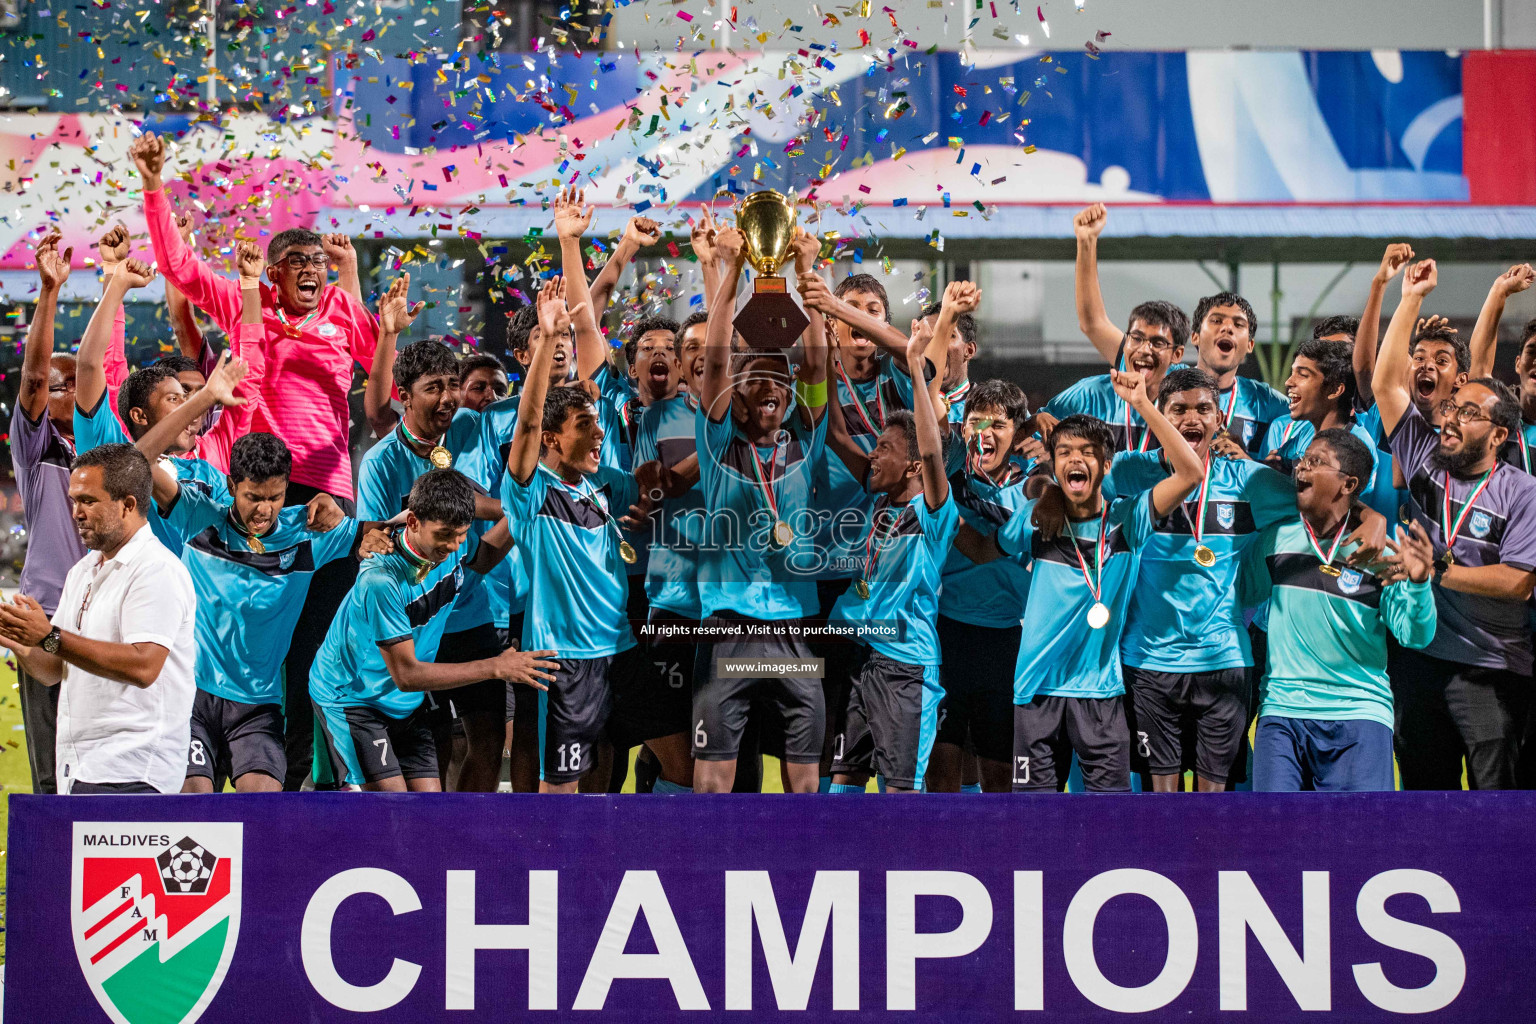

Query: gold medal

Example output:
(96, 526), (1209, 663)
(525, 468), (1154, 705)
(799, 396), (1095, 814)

(619, 540), (638, 564)
(1319, 564), (1342, 577)
(936, 394), (951, 417)
(413, 563), (430, 584)
(1086, 601), (1110, 629)
(854, 578), (870, 600)
(1193, 544), (1215, 568)
(1399, 502), (1413, 525)
(247, 534), (266, 555)
(429, 445), (452, 469)
(772, 520), (794, 547)
(1443, 548), (1455, 566)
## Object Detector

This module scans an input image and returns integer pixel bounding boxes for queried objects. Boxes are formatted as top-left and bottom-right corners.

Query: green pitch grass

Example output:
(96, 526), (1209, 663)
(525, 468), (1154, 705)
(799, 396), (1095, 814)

(0, 658), (36, 964)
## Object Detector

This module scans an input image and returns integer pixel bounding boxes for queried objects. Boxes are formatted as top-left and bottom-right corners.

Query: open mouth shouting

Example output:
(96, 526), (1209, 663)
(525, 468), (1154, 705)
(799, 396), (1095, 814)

(1214, 336), (1236, 358)
(1129, 351), (1158, 375)
(1414, 371), (1438, 402)
(646, 357), (672, 389)
(1061, 463), (1093, 499)
(1179, 424), (1206, 447)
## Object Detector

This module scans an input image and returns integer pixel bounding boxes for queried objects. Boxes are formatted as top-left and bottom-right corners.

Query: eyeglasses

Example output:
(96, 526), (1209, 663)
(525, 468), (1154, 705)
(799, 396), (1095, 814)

(1294, 455), (1347, 474)
(279, 253), (330, 270)
(1435, 399), (1493, 425)
(47, 382), (76, 395)
(1126, 331), (1175, 353)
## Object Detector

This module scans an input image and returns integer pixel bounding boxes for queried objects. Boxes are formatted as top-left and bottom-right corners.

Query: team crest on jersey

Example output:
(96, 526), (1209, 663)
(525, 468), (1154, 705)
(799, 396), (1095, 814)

(317, 322), (339, 337)
(1216, 503), (1235, 529)
(1337, 568), (1364, 594)
(72, 822), (243, 1024)
(279, 549), (296, 570)
(1468, 510), (1492, 538)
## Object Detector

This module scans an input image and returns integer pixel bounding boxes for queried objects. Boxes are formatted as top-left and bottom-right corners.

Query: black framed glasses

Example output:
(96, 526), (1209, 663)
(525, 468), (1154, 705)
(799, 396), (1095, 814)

(1126, 331), (1175, 353)
(1436, 399), (1493, 425)
(280, 253), (330, 270)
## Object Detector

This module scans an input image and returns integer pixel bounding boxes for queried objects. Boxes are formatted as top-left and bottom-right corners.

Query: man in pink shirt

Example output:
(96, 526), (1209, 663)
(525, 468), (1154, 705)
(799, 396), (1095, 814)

(131, 131), (383, 790)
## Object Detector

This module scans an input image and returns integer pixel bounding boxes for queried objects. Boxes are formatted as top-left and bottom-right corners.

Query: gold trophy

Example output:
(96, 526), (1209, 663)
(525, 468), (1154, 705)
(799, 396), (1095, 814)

(733, 189), (811, 349)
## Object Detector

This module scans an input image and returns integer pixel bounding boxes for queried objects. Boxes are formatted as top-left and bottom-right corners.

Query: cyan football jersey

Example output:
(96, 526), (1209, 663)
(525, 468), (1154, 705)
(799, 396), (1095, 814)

(1216, 376), (1290, 454)
(635, 393), (706, 618)
(937, 459), (1033, 627)
(1499, 417), (1536, 476)
(357, 408), (492, 633)
(999, 492), (1156, 701)
(309, 536), (478, 718)
(502, 462), (638, 658)
(591, 363), (638, 473)
(828, 491), (960, 666)
(1043, 374), (1159, 453)
(695, 408), (827, 620)
(1257, 417), (1379, 488)
(473, 394), (533, 624)
(160, 487), (357, 705)
(1106, 453), (1296, 671)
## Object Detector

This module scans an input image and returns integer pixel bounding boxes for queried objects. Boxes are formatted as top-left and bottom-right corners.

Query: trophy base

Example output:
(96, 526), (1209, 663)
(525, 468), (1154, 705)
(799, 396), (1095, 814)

(733, 276), (811, 350)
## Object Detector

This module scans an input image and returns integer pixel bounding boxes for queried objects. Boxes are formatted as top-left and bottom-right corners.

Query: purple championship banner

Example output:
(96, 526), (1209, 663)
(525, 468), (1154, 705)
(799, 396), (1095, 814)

(6, 793), (1530, 1022)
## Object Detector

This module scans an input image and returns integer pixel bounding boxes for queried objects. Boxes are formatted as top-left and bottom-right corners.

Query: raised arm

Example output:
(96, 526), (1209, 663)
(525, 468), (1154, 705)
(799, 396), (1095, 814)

(701, 225), (746, 421)
(134, 350), (248, 504)
(796, 270), (913, 360)
(925, 280), (981, 407)
(788, 229), (828, 402)
(1072, 204), (1124, 363)
(551, 187), (609, 380)
(907, 324), (950, 509)
(822, 335), (871, 481)
(690, 208), (722, 307)
(590, 215), (659, 317)
(1469, 264), (1535, 380)
(166, 214), (207, 363)
(195, 242), (269, 472)
(322, 234), (365, 306)
(94, 225), (131, 395)
(1114, 369), (1202, 517)
(366, 274), (423, 437)
(1372, 258), (1437, 435)
(78, 260), (156, 415)
(19, 234), (70, 422)
(1353, 243), (1412, 409)
(130, 133), (241, 328)
(508, 277), (583, 485)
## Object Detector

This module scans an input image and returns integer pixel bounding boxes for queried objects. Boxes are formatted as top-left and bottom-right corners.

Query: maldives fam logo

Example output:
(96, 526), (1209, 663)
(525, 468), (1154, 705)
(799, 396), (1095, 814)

(70, 822), (243, 1024)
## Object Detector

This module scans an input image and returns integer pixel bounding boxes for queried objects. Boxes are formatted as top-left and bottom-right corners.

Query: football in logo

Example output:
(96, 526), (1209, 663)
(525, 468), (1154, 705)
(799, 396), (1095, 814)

(72, 822), (242, 1024)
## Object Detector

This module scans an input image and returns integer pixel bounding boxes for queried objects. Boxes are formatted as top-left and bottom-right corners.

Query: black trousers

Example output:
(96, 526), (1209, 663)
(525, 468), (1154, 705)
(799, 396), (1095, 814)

(1391, 645), (1530, 791)
(281, 482), (359, 790)
(17, 662), (59, 794)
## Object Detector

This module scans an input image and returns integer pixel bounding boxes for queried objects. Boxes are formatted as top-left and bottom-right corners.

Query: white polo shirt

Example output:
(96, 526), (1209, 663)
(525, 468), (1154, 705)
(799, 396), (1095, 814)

(51, 522), (197, 794)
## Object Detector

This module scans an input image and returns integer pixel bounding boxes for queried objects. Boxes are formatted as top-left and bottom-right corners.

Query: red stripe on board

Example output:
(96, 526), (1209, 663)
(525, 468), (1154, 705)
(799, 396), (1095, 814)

(1464, 51), (1536, 204)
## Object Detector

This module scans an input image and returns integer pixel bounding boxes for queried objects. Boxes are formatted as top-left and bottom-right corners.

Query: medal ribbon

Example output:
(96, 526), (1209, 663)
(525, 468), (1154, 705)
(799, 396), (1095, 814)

(273, 305), (321, 335)
(398, 420), (446, 453)
(397, 528), (435, 579)
(1279, 418), (1299, 450)
(836, 361), (884, 434)
(747, 435), (787, 523)
(1182, 452), (1214, 545)
(1441, 466), (1495, 550)
(1068, 503), (1109, 603)
(1519, 425), (1531, 475)
(538, 464), (629, 558)
(227, 512), (269, 549)
(944, 378), (971, 409)
(1219, 385), (1238, 428)
(861, 502), (899, 583)
(1301, 513), (1350, 569)
(1122, 400), (1153, 454)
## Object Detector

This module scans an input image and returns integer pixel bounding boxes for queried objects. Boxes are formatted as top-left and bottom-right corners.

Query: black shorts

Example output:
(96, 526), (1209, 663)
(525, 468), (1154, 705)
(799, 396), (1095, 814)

(935, 616), (1021, 763)
(69, 780), (160, 794)
(1123, 665), (1249, 784)
(691, 615), (825, 764)
(831, 649), (943, 789)
(436, 623), (506, 720)
(1012, 695), (1130, 793)
(540, 655), (614, 783)
(186, 689), (285, 786)
(316, 702), (440, 786)
(609, 612), (694, 748)
(1390, 645), (1530, 791)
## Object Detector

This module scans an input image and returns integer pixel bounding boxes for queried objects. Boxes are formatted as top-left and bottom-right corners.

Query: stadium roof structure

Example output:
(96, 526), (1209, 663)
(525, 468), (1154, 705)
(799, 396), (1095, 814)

(321, 202), (1536, 264)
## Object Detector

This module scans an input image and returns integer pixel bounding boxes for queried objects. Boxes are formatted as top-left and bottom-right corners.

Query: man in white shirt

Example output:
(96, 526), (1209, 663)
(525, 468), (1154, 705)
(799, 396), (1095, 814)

(0, 443), (196, 794)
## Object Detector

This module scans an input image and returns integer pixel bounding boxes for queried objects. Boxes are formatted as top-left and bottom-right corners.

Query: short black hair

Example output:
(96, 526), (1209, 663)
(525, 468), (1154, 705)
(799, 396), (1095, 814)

(623, 315), (680, 366)
(1128, 300), (1190, 349)
(267, 228), (324, 264)
(155, 353), (202, 377)
(1295, 338), (1356, 413)
(1157, 366), (1220, 407)
(229, 432), (292, 485)
(73, 442), (152, 513)
(394, 339), (461, 394)
(835, 273), (891, 322)
(921, 300), (978, 351)
(964, 379), (1028, 426)
(117, 365), (181, 441)
(1519, 318), (1536, 349)
(883, 409), (920, 461)
(1048, 414), (1115, 463)
(1311, 428), (1373, 494)
(1413, 325), (1471, 374)
(542, 384), (596, 433)
(1193, 291), (1258, 338)
(508, 304), (540, 361)
(1312, 315), (1360, 342)
(680, 308), (710, 337)
(407, 468), (476, 528)
(1465, 376), (1521, 437)
(459, 353), (505, 383)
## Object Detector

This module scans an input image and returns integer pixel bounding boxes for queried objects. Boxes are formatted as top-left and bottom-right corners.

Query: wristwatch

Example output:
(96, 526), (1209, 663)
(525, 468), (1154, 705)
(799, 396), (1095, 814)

(1431, 552), (1451, 583)
(39, 627), (62, 655)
